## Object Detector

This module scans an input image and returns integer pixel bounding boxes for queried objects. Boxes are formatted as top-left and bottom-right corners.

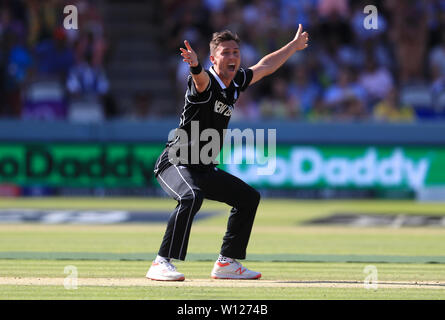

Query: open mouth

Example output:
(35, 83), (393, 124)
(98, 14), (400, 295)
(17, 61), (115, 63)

(228, 63), (236, 72)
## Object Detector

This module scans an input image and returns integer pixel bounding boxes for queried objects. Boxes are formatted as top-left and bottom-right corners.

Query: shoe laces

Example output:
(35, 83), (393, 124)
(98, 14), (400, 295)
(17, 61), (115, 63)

(231, 259), (242, 267)
(218, 257), (245, 269)
(218, 256), (239, 265)
(160, 259), (177, 272)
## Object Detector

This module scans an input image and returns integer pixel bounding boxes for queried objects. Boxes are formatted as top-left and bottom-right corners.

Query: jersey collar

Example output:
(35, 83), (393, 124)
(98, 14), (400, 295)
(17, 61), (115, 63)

(209, 66), (239, 90)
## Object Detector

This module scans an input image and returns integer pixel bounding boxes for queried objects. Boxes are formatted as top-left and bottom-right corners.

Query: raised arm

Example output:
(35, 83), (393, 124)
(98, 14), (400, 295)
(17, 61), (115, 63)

(249, 24), (309, 85)
(180, 40), (210, 93)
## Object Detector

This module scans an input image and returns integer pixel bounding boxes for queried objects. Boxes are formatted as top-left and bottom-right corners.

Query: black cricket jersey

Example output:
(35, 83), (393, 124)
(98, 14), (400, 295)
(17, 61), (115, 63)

(154, 66), (253, 176)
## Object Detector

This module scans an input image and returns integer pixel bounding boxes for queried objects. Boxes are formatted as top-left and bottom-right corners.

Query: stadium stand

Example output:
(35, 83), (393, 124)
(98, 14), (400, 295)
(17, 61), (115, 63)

(1, 0), (445, 122)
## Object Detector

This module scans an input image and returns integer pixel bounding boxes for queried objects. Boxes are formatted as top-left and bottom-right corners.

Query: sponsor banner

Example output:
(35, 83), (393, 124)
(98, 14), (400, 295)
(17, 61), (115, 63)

(0, 144), (163, 187)
(0, 143), (444, 194)
(221, 145), (445, 191)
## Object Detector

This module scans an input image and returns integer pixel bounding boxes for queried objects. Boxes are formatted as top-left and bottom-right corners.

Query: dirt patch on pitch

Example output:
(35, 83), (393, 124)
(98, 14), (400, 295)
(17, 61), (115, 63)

(1, 277), (444, 289)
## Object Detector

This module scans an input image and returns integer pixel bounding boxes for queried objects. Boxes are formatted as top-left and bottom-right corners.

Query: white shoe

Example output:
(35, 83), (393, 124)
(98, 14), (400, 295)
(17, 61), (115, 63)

(146, 259), (185, 281)
(211, 258), (261, 280)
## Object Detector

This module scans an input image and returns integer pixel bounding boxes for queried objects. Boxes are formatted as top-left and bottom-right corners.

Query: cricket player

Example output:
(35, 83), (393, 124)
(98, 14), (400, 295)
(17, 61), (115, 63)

(146, 25), (309, 281)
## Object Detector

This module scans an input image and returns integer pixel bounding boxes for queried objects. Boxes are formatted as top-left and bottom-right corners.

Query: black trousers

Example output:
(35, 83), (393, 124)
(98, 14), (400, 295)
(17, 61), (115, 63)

(156, 164), (260, 261)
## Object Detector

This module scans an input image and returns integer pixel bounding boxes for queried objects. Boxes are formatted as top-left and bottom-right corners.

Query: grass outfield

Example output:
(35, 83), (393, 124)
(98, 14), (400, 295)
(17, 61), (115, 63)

(0, 197), (444, 300)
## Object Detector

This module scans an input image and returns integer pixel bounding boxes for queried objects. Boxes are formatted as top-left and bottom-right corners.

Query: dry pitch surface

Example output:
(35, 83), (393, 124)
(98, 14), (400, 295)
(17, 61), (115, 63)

(1, 277), (444, 290)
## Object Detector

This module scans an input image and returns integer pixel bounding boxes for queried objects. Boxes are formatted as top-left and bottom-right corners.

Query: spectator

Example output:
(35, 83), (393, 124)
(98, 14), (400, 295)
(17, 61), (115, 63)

(373, 88), (415, 122)
(280, 0), (318, 30)
(204, 0), (226, 13)
(128, 91), (155, 120)
(429, 32), (445, 77)
(287, 63), (321, 116)
(242, 0), (276, 32)
(66, 52), (109, 101)
(26, 0), (60, 47)
(67, 50), (108, 93)
(426, 0), (445, 48)
(1, 29), (32, 117)
(316, 36), (342, 85)
(386, 0), (429, 84)
(323, 67), (367, 118)
(339, 95), (368, 121)
(431, 63), (445, 110)
(239, 31), (260, 69)
(307, 97), (332, 122)
(360, 38), (394, 71)
(75, 30), (107, 68)
(318, 0), (350, 19)
(317, 4), (352, 45)
(359, 55), (394, 107)
(35, 27), (75, 80)
(259, 78), (300, 119)
(232, 90), (260, 121)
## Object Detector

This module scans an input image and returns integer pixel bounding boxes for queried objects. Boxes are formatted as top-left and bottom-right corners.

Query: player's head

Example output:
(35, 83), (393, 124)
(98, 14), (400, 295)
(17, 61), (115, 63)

(209, 30), (241, 80)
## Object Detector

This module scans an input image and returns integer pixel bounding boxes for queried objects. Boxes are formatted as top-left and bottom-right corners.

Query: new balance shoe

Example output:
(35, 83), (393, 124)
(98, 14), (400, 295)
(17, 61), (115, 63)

(146, 258), (185, 281)
(211, 258), (261, 280)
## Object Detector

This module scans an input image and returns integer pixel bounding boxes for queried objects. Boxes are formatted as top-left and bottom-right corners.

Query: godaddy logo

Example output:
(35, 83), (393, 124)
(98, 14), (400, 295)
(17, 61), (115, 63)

(227, 147), (430, 190)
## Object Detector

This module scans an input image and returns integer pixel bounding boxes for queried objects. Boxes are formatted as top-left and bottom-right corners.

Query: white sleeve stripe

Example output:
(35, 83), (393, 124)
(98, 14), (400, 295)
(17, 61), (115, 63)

(185, 91), (213, 104)
(205, 76), (212, 91)
(180, 109), (200, 127)
(190, 73), (212, 92)
(241, 68), (246, 88)
(185, 74), (212, 104)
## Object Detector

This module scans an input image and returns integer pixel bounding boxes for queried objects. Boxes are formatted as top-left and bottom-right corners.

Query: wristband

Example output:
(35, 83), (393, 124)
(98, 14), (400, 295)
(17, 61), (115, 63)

(190, 63), (202, 74)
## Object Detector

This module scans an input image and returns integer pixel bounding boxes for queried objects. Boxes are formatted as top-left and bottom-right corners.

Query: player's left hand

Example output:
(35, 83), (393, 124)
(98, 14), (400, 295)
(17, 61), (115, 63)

(293, 24), (309, 50)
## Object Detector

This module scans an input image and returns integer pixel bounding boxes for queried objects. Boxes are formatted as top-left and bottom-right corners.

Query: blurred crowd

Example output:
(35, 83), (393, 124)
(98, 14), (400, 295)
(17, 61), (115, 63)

(1, 0), (445, 123)
(0, 0), (115, 121)
(162, 0), (445, 122)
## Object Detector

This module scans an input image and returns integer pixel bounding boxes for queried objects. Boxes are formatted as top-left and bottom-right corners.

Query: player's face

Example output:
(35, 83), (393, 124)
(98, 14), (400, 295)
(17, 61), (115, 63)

(210, 40), (241, 81)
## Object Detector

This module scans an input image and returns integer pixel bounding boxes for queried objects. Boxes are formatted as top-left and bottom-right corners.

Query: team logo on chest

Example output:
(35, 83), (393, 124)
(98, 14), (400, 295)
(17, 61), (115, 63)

(214, 100), (233, 117)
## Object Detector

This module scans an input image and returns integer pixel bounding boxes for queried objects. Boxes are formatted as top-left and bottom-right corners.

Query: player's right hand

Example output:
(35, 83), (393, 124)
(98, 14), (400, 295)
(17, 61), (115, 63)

(180, 40), (199, 67)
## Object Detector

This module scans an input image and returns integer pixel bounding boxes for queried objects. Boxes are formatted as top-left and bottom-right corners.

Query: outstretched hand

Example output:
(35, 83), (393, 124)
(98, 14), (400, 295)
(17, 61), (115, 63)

(293, 24), (309, 50)
(180, 40), (199, 67)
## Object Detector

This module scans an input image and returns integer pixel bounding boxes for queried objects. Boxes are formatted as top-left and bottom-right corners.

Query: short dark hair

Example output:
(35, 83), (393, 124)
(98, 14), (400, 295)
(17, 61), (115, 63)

(209, 30), (240, 55)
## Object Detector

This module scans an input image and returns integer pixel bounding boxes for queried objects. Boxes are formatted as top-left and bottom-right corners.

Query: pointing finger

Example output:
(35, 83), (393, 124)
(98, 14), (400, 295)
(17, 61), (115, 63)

(184, 40), (193, 52)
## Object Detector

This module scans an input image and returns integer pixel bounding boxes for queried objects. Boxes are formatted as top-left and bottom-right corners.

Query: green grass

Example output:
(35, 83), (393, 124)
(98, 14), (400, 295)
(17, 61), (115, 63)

(2, 285), (444, 300)
(1, 197), (445, 299)
(0, 260), (444, 299)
